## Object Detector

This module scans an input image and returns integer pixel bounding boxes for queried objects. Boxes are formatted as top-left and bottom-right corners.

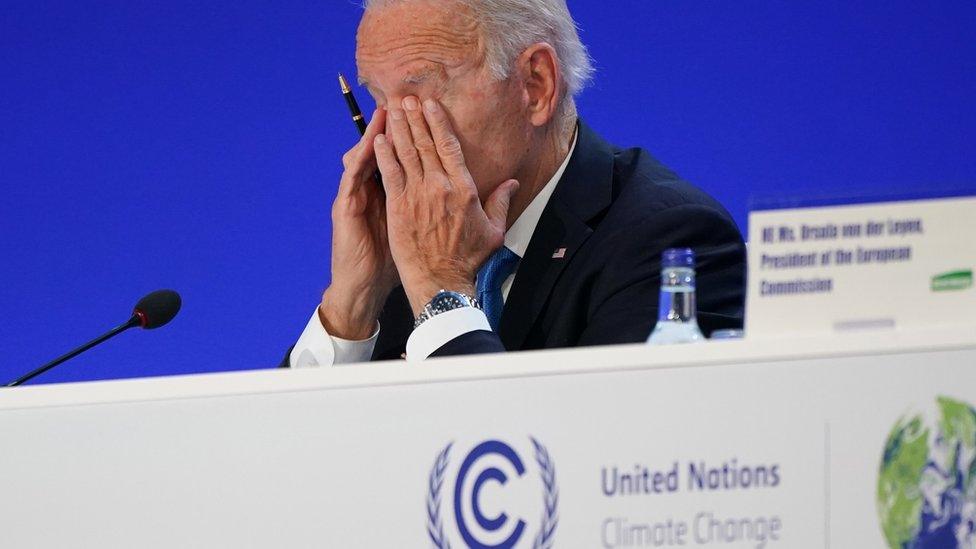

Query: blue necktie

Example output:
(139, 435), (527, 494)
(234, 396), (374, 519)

(476, 246), (520, 332)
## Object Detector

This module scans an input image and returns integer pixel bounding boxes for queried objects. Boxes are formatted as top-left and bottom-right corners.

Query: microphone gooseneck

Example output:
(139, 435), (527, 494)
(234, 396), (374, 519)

(5, 290), (182, 387)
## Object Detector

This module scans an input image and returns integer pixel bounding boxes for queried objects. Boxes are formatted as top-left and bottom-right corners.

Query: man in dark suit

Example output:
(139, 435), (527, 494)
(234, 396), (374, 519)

(284, 0), (744, 368)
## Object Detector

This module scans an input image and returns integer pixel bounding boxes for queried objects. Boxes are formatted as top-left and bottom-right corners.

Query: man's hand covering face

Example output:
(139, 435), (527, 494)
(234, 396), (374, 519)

(375, 96), (519, 315)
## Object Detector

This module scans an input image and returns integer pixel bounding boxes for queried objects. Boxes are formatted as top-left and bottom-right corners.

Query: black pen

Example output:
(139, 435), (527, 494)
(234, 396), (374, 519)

(339, 73), (368, 135)
(339, 73), (382, 186)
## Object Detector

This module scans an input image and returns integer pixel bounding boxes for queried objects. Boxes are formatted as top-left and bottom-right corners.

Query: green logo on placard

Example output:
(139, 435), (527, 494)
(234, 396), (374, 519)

(877, 396), (976, 547)
(931, 270), (973, 292)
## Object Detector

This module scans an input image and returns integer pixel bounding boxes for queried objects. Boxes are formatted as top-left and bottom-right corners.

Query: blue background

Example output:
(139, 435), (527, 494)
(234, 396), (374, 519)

(2, 1), (974, 385)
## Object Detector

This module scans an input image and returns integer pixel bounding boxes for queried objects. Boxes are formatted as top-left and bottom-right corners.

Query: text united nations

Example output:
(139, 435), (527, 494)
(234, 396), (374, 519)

(602, 459), (781, 496)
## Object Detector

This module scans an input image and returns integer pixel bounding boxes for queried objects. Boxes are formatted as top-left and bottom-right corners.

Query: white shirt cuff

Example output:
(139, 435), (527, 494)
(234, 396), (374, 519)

(289, 308), (379, 368)
(405, 307), (492, 362)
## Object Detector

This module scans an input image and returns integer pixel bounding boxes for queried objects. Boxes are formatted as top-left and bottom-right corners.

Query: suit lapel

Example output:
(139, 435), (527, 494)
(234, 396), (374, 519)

(499, 121), (615, 350)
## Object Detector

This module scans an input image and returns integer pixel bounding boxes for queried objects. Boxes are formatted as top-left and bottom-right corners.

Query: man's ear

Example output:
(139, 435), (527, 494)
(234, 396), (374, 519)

(516, 43), (562, 127)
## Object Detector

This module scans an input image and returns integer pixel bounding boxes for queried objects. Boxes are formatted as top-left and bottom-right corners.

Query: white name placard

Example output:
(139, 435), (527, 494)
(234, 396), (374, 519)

(746, 195), (976, 338)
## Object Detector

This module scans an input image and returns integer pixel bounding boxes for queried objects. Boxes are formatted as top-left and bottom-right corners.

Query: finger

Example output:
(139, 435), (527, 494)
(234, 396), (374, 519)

(338, 109), (386, 198)
(387, 107), (423, 181)
(374, 134), (405, 197)
(342, 108), (386, 168)
(422, 98), (468, 180)
(484, 179), (520, 231)
(357, 107), (387, 160)
(402, 96), (443, 177)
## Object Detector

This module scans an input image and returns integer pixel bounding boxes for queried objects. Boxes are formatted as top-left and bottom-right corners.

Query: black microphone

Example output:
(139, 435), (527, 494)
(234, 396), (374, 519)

(5, 290), (182, 387)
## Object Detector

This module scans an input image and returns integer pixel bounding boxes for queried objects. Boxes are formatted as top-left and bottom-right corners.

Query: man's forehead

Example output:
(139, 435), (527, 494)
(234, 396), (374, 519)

(355, 1), (482, 85)
(357, 60), (451, 88)
(356, 0), (479, 39)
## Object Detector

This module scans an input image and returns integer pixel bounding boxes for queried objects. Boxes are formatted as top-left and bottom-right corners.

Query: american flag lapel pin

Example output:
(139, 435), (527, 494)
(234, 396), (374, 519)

(552, 247), (567, 259)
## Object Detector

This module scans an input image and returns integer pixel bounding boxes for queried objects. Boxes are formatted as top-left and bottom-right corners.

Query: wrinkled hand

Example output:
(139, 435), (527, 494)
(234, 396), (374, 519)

(374, 97), (519, 315)
(321, 109), (399, 339)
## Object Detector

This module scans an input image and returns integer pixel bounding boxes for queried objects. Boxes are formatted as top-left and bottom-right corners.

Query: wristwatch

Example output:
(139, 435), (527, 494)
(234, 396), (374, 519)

(414, 290), (481, 329)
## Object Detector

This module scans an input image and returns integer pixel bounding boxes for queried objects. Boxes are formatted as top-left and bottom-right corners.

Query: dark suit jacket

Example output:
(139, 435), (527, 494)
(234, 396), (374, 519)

(283, 121), (745, 365)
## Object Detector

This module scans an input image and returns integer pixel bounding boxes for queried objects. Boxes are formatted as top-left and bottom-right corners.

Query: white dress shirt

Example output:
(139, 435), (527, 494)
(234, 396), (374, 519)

(290, 131), (578, 367)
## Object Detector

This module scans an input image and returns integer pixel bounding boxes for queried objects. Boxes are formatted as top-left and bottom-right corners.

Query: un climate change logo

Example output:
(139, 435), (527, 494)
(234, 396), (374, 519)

(877, 396), (976, 548)
(427, 437), (558, 548)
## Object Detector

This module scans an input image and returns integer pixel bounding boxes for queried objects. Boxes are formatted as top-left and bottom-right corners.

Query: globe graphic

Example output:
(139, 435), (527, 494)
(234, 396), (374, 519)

(878, 396), (976, 548)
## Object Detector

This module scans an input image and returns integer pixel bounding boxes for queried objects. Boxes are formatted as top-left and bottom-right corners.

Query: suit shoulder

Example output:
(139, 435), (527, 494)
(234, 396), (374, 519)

(603, 146), (739, 230)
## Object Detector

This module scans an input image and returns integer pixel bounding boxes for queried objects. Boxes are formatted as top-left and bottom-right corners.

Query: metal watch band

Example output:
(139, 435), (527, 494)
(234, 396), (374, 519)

(414, 290), (481, 329)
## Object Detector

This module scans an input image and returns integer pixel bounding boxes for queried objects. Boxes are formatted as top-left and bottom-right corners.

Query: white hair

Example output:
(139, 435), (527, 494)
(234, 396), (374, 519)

(363, 0), (595, 106)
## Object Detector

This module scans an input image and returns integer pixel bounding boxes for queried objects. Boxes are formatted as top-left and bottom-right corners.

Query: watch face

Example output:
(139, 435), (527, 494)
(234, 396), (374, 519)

(415, 290), (479, 328)
(431, 291), (466, 312)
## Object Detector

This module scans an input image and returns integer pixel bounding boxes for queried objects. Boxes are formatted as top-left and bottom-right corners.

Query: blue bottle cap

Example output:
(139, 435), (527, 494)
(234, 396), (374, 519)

(661, 247), (695, 268)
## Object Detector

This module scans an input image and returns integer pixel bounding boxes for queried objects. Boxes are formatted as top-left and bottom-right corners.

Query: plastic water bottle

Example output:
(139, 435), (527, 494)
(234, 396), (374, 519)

(647, 248), (705, 345)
